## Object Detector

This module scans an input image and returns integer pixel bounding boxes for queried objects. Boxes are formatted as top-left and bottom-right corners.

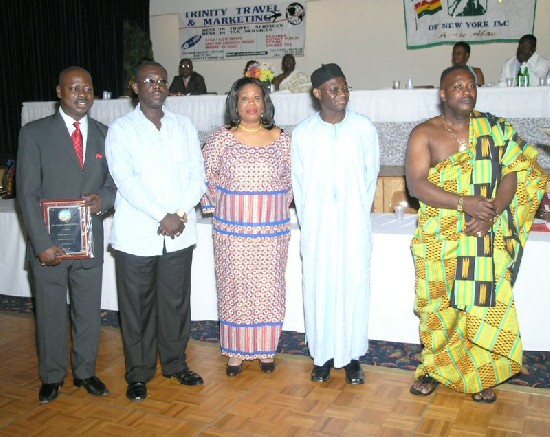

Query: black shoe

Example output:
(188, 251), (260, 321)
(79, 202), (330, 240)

(226, 364), (243, 377)
(74, 376), (110, 396)
(260, 360), (276, 374)
(126, 382), (147, 401)
(39, 382), (63, 404)
(164, 369), (204, 386)
(344, 360), (365, 384)
(311, 359), (334, 382)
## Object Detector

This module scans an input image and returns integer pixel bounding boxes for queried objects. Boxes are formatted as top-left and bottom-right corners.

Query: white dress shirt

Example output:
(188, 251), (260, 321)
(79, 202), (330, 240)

(105, 105), (206, 256)
(59, 107), (88, 162)
(499, 52), (550, 86)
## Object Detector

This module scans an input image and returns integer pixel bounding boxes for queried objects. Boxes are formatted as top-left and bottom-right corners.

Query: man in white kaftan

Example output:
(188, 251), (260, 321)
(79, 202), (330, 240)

(291, 63), (380, 384)
(278, 70), (312, 93)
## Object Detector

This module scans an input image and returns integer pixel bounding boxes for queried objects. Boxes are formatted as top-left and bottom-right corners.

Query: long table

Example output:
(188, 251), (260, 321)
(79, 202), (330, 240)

(2, 198), (549, 351)
(21, 87), (550, 169)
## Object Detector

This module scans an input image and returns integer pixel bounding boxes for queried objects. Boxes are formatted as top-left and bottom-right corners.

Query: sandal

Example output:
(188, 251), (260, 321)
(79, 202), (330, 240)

(410, 375), (439, 396)
(472, 388), (497, 403)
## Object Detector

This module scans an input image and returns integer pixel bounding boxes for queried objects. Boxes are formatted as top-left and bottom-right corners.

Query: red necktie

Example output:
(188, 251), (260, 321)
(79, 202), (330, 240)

(72, 121), (84, 168)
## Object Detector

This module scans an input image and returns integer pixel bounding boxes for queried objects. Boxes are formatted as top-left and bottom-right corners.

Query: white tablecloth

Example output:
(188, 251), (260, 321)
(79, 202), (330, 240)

(21, 86), (550, 128)
(2, 198), (549, 351)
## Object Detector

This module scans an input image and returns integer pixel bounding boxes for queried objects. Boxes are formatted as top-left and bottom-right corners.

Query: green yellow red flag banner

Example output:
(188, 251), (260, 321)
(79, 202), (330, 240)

(404, 0), (536, 48)
(415, 0), (443, 19)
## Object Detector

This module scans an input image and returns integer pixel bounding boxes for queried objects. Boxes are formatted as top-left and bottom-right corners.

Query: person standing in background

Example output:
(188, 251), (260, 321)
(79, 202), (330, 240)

(292, 63), (380, 384)
(17, 66), (116, 404)
(106, 61), (206, 402)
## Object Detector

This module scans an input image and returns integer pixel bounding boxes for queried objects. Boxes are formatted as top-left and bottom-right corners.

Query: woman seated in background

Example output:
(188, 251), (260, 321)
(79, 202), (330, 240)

(201, 77), (292, 377)
(452, 42), (485, 86)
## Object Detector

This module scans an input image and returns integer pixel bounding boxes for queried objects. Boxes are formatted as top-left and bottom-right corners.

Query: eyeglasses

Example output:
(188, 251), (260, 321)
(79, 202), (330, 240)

(180, 64), (192, 68)
(69, 85), (93, 94)
(318, 86), (352, 95)
(141, 78), (168, 87)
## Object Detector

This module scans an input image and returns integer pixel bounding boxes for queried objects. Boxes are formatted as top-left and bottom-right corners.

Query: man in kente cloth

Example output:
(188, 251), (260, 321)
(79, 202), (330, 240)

(405, 65), (547, 403)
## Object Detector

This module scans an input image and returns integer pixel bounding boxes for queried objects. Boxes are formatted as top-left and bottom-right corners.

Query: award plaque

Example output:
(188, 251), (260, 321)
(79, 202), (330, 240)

(40, 198), (94, 259)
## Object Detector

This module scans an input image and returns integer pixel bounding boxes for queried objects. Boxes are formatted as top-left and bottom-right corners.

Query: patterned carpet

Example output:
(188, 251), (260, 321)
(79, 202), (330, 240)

(1, 294), (547, 388)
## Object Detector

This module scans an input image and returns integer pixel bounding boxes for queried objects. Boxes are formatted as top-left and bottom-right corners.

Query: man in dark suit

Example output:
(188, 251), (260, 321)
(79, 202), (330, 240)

(16, 66), (116, 404)
(168, 58), (207, 95)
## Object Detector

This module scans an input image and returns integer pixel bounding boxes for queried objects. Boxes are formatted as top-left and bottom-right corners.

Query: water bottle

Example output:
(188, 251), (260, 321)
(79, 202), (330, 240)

(516, 69), (523, 87)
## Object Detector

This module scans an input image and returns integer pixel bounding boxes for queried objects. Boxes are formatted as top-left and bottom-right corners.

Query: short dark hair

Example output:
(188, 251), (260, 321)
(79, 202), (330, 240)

(440, 65), (473, 87)
(225, 77), (275, 129)
(453, 41), (471, 55)
(59, 66), (91, 84)
(133, 61), (167, 82)
(519, 34), (536, 48)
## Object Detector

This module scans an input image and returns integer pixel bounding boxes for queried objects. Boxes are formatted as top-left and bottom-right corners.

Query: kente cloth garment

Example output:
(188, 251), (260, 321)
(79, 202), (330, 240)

(411, 111), (547, 393)
(279, 70), (312, 93)
(201, 128), (292, 360)
(291, 110), (380, 368)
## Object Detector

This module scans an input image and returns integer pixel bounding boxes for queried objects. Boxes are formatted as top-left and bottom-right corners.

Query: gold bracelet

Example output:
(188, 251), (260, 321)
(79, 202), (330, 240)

(457, 195), (464, 212)
(176, 209), (187, 220)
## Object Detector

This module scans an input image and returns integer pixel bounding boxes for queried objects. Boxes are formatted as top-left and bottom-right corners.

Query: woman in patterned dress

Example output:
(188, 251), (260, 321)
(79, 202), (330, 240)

(201, 78), (292, 376)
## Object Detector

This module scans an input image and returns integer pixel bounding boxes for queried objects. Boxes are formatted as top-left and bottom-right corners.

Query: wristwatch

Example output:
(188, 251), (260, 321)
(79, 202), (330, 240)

(457, 195), (464, 212)
(176, 209), (187, 220)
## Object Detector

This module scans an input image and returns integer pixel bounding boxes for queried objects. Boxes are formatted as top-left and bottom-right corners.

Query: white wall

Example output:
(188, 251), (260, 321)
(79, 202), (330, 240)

(150, 0), (550, 95)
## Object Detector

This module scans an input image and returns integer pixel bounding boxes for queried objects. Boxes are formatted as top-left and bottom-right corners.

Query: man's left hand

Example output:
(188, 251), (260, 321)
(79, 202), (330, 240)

(464, 217), (493, 237)
(83, 193), (102, 215)
(158, 213), (185, 239)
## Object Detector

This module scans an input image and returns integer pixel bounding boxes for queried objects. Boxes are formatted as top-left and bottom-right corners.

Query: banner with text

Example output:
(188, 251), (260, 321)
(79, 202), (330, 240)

(178, 2), (306, 61)
(404, 0), (536, 48)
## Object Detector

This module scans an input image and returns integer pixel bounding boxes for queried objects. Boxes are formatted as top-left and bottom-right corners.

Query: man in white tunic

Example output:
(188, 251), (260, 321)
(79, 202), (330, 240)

(291, 64), (380, 383)
(106, 62), (206, 402)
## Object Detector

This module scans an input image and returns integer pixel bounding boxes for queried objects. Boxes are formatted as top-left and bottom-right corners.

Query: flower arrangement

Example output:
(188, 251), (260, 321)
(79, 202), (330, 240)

(245, 62), (275, 85)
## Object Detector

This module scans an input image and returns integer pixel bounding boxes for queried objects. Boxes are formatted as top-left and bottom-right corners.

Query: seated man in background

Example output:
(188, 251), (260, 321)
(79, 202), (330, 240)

(169, 58), (207, 95)
(272, 54), (311, 93)
(451, 42), (485, 86)
(499, 34), (550, 86)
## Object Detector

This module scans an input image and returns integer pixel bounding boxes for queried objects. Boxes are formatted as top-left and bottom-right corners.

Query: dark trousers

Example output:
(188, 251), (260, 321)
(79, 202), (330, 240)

(30, 259), (102, 383)
(114, 246), (194, 383)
